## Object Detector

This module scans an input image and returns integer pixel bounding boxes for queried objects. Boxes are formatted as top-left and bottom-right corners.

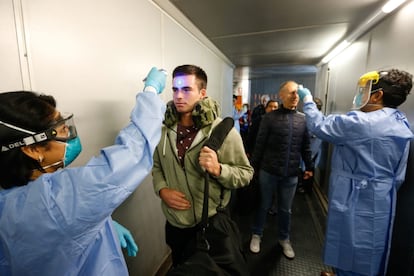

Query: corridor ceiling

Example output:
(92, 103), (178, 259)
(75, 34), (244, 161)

(155, 0), (398, 78)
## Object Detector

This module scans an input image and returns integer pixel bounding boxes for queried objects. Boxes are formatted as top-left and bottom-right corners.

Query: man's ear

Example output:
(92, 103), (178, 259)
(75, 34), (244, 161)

(372, 90), (384, 104)
(21, 145), (41, 161)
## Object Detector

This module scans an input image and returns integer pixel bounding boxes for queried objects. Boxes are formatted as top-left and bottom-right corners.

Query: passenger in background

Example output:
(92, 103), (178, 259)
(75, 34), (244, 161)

(298, 69), (413, 276)
(232, 94), (242, 133)
(152, 64), (253, 267)
(250, 94), (270, 124)
(246, 99), (278, 157)
(235, 99), (278, 215)
(239, 103), (251, 148)
(387, 139), (414, 276)
(264, 102), (280, 216)
(0, 67), (166, 275)
(249, 81), (313, 259)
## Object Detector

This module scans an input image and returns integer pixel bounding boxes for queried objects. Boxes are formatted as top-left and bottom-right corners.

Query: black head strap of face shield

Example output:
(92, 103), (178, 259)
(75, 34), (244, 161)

(0, 121), (49, 152)
(0, 117), (74, 152)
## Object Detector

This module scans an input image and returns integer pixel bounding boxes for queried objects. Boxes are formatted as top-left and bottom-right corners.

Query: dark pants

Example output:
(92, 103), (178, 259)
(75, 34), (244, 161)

(165, 221), (198, 266)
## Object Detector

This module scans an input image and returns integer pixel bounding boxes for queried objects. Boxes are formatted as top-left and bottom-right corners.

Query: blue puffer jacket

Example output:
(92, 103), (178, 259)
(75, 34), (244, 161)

(251, 105), (313, 176)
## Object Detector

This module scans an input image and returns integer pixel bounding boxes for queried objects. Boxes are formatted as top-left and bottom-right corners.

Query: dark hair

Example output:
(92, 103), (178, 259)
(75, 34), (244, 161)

(313, 97), (323, 110)
(372, 69), (412, 108)
(265, 99), (278, 108)
(0, 91), (57, 189)
(173, 64), (208, 90)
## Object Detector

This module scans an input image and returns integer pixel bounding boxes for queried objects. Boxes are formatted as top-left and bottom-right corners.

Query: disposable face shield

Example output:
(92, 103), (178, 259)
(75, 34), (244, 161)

(352, 71), (381, 109)
(0, 113), (78, 152)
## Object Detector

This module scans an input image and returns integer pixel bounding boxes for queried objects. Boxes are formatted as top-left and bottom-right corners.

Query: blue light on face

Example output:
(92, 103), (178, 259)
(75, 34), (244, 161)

(173, 76), (195, 95)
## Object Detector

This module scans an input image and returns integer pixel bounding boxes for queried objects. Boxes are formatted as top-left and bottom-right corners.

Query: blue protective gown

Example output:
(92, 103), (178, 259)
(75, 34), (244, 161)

(303, 102), (413, 276)
(0, 92), (165, 276)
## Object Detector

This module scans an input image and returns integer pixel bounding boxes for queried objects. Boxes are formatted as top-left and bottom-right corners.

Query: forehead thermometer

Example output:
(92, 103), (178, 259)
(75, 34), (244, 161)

(142, 69), (167, 82)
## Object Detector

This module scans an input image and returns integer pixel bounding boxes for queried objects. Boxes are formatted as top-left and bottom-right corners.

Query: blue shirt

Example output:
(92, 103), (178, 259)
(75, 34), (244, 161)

(232, 106), (242, 133)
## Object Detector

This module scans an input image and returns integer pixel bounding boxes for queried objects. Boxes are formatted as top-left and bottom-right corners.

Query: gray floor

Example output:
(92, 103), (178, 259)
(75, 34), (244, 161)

(231, 188), (334, 276)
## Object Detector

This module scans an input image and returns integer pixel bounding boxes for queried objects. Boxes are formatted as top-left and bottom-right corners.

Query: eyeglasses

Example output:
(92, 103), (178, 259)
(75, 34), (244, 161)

(46, 113), (78, 142)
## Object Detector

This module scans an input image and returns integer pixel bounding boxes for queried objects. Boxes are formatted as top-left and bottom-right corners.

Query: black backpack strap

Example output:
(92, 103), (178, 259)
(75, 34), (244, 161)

(203, 117), (234, 152)
(198, 117), (234, 251)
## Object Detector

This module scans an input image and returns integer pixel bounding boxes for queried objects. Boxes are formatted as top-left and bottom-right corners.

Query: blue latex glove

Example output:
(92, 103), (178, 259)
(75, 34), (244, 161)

(112, 220), (139, 257)
(298, 86), (312, 101)
(144, 67), (167, 94)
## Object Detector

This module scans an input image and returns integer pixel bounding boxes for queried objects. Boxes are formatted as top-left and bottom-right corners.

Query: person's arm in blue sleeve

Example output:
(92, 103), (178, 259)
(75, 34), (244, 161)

(395, 140), (411, 190)
(47, 67), (167, 238)
(112, 220), (139, 257)
(301, 125), (314, 179)
(298, 86), (361, 144)
(295, 88), (315, 171)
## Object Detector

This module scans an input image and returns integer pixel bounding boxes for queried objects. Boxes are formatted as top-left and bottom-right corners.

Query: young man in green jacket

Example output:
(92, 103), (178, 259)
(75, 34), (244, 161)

(152, 64), (253, 266)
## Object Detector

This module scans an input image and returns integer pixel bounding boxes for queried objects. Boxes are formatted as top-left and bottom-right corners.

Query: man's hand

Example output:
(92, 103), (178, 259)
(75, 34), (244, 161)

(199, 146), (221, 177)
(303, 170), (313, 180)
(159, 188), (191, 210)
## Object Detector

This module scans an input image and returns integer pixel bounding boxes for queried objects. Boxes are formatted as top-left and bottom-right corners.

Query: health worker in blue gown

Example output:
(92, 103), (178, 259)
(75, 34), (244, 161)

(0, 67), (166, 276)
(298, 69), (413, 276)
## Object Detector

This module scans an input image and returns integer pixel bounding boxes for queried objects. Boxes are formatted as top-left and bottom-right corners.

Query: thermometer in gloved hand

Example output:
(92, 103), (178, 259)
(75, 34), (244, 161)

(142, 69), (167, 82)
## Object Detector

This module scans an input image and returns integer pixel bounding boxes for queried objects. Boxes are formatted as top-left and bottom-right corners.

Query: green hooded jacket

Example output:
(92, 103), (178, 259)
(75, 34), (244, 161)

(152, 97), (254, 228)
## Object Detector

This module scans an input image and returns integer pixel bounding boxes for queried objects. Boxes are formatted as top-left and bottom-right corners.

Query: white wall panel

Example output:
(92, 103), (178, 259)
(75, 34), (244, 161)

(322, 2), (414, 120)
(325, 39), (369, 113)
(366, 1), (414, 123)
(0, 0), (24, 90)
(21, 0), (165, 164)
(1, 0), (233, 275)
(162, 14), (234, 116)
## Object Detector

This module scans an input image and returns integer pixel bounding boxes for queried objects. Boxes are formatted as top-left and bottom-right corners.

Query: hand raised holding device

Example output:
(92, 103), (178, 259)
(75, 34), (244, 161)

(143, 67), (167, 94)
(297, 84), (312, 102)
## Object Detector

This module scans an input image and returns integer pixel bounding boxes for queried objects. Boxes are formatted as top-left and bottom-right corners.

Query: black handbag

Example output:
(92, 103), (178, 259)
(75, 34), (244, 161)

(202, 204), (249, 276)
(167, 118), (249, 276)
(167, 250), (228, 276)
